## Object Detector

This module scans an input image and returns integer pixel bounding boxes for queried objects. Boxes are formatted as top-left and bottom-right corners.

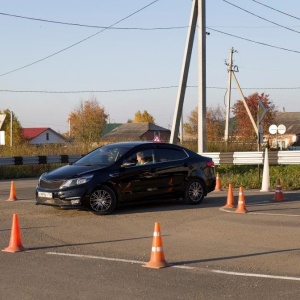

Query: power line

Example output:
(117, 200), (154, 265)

(0, 0), (159, 77)
(0, 11), (187, 30)
(251, 0), (300, 21)
(1, 85), (300, 94)
(0, 86), (177, 93)
(207, 27), (300, 54)
(223, 0), (300, 34)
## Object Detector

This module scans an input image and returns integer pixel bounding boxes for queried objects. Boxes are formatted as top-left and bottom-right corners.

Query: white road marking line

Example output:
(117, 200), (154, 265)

(219, 207), (300, 217)
(46, 252), (300, 280)
(249, 212), (300, 217)
(212, 270), (300, 281)
(46, 252), (194, 269)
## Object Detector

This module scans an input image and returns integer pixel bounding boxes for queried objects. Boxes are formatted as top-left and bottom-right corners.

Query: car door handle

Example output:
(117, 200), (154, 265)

(109, 173), (119, 177)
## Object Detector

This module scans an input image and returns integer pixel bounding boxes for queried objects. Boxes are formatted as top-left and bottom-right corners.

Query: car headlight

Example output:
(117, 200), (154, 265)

(38, 173), (47, 185)
(61, 175), (93, 188)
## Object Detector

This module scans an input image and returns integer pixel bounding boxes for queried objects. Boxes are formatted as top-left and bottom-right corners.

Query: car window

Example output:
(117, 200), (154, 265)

(75, 146), (130, 166)
(156, 148), (187, 162)
(123, 149), (155, 167)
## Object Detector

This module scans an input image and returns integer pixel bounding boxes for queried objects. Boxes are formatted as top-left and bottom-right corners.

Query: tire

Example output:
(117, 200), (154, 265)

(86, 186), (117, 215)
(184, 179), (205, 205)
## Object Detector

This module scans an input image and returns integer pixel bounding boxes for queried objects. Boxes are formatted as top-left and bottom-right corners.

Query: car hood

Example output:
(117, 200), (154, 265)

(42, 164), (107, 180)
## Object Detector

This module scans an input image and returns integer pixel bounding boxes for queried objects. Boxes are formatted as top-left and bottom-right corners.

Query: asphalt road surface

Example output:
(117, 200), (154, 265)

(0, 178), (299, 300)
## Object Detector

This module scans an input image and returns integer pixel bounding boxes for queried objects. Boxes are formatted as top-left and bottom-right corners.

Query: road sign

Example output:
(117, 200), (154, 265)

(0, 114), (6, 129)
(153, 135), (161, 142)
(277, 124), (286, 134)
(0, 131), (5, 145)
(268, 124), (277, 135)
(258, 98), (267, 124)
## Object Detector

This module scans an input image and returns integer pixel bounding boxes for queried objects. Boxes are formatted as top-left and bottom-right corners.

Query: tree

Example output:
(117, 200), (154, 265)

(133, 110), (155, 123)
(0, 109), (25, 146)
(231, 92), (277, 141)
(68, 97), (108, 146)
(183, 105), (225, 141)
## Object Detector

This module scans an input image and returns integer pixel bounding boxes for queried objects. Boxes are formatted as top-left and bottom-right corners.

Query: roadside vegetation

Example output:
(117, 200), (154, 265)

(0, 142), (299, 190)
(1, 94), (299, 189)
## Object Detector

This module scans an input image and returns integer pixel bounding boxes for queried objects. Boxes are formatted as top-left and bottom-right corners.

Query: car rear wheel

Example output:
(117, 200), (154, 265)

(184, 179), (205, 205)
(86, 186), (117, 215)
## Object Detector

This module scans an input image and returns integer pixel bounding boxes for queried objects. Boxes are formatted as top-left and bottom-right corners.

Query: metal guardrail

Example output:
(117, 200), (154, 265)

(0, 152), (299, 166)
(199, 151), (300, 165)
(233, 152), (263, 165)
(278, 151), (300, 164)
(0, 155), (82, 166)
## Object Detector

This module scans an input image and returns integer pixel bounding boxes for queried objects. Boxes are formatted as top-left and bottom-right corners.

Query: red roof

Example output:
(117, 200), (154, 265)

(23, 128), (49, 140)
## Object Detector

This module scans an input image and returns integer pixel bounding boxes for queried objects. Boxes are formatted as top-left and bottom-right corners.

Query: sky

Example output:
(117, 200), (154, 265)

(1, 0), (300, 134)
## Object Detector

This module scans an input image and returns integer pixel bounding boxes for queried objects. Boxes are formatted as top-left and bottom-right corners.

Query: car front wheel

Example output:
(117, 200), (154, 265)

(86, 186), (117, 215)
(184, 179), (205, 205)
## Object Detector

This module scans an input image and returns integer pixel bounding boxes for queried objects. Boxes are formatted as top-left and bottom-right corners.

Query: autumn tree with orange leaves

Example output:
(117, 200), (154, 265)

(184, 104), (225, 141)
(231, 92), (277, 141)
(127, 110), (155, 124)
(68, 97), (108, 146)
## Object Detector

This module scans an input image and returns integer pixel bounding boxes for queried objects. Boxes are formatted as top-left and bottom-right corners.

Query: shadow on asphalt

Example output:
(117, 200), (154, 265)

(28, 234), (160, 251)
(170, 248), (300, 267)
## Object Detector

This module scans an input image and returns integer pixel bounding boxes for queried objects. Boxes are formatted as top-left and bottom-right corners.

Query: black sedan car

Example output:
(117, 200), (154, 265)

(36, 142), (216, 214)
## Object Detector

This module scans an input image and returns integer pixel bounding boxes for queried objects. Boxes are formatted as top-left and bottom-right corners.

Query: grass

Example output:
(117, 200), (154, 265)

(216, 165), (300, 190)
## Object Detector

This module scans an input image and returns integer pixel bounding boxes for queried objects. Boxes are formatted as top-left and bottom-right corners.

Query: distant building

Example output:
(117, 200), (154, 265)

(102, 122), (171, 142)
(265, 112), (300, 149)
(23, 128), (67, 145)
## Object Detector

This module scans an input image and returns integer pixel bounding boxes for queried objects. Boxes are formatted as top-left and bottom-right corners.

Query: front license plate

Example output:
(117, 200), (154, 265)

(38, 192), (52, 198)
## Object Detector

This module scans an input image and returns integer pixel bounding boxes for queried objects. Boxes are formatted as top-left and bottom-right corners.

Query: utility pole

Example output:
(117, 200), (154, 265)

(232, 72), (258, 136)
(68, 118), (71, 138)
(170, 0), (207, 153)
(198, 0), (206, 152)
(170, 0), (197, 145)
(224, 47), (238, 142)
(10, 110), (13, 147)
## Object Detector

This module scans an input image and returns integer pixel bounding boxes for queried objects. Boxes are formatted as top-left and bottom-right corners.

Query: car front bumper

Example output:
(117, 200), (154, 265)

(36, 185), (88, 209)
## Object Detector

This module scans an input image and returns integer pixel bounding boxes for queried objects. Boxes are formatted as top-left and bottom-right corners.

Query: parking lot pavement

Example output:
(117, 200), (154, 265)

(0, 179), (299, 299)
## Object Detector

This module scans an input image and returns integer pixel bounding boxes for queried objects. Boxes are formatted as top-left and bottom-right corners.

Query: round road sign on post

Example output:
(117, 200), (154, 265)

(277, 124), (286, 134)
(268, 124), (278, 135)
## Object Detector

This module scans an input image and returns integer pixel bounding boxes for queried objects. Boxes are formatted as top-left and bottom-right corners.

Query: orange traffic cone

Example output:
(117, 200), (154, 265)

(143, 222), (169, 269)
(235, 187), (248, 214)
(214, 172), (222, 191)
(223, 184), (235, 208)
(2, 213), (25, 253)
(6, 181), (18, 201)
(272, 179), (287, 202)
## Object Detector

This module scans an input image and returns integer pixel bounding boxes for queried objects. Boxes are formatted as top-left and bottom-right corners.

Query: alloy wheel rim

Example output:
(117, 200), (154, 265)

(188, 182), (203, 202)
(90, 190), (112, 212)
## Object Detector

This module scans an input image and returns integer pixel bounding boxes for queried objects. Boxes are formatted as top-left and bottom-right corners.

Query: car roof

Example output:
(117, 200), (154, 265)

(103, 141), (186, 149)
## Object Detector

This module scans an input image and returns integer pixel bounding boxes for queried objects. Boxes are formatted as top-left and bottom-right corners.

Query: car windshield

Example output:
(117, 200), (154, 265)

(74, 145), (131, 166)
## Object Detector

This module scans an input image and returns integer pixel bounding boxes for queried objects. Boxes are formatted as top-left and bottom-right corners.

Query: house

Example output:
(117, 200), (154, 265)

(102, 123), (122, 136)
(265, 112), (300, 149)
(102, 122), (171, 142)
(23, 128), (67, 145)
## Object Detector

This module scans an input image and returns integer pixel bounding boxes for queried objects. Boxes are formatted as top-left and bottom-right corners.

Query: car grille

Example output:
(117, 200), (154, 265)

(39, 178), (64, 189)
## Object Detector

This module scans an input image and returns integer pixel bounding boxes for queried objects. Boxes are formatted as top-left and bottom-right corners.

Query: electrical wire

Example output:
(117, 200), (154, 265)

(223, 0), (300, 34)
(0, 0), (159, 77)
(0, 86), (178, 93)
(0, 11), (187, 30)
(251, 0), (300, 21)
(207, 27), (300, 54)
(1, 85), (300, 94)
